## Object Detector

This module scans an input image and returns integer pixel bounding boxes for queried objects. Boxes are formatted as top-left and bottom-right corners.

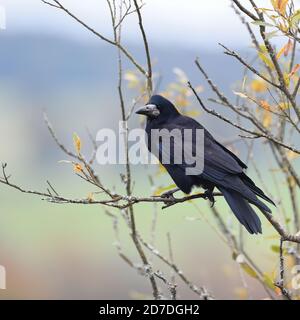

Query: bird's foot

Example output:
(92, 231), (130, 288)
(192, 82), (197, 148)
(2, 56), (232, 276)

(154, 188), (180, 209)
(203, 190), (216, 208)
(158, 187), (180, 200)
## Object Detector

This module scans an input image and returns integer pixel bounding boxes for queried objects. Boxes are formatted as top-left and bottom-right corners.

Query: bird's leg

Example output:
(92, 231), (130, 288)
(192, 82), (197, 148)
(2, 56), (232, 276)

(159, 187), (180, 200)
(203, 188), (216, 207)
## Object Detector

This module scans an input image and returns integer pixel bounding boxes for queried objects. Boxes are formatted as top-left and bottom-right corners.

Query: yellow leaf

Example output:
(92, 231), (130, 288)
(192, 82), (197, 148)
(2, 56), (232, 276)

(278, 21), (289, 32)
(276, 39), (292, 59)
(263, 273), (276, 290)
(288, 64), (300, 78)
(87, 192), (94, 202)
(283, 72), (290, 87)
(73, 133), (81, 154)
(284, 39), (293, 56)
(124, 71), (139, 88)
(257, 7), (275, 13)
(263, 110), (272, 128)
(276, 47), (285, 60)
(291, 9), (300, 28)
(241, 263), (258, 278)
(275, 287), (282, 296)
(252, 20), (274, 27)
(265, 234), (280, 240)
(153, 184), (177, 196)
(271, 0), (277, 10)
(278, 102), (290, 110)
(236, 254), (258, 278)
(168, 83), (182, 92)
(270, 245), (288, 255)
(234, 287), (248, 300)
(288, 175), (296, 188)
(160, 91), (172, 99)
(250, 79), (268, 92)
(185, 110), (201, 117)
(73, 163), (83, 173)
(265, 30), (278, 40)
(258, 52), (274, 69)
(259, 100), (272, 110)
(287, 150), (299, 160)
(175, 95), (190, 107)
(278, 0), (289, 15)
(156, 163), (167, 176)
(272, 0), (289, 15)
(291, 73), (299, 85)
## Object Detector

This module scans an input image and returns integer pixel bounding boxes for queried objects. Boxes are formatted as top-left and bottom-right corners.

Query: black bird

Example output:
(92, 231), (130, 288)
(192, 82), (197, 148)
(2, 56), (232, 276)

(136, 95), (275, 234)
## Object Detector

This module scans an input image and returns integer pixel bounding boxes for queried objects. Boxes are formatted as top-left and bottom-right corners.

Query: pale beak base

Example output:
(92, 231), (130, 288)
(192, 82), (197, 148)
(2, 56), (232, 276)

(135, 104), (160, 118)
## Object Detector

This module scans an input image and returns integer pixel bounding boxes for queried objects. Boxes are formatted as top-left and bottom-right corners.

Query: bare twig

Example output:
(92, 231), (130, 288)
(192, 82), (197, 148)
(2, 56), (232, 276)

(231, 0), (258, 21)
(219, 43), (280, 89)
(275, 238), (292, 300)
(133, 0), (153, 95)
(42, 0), (147, 76)
(107, 0), (159, 299)
(188, 81), (300, 154)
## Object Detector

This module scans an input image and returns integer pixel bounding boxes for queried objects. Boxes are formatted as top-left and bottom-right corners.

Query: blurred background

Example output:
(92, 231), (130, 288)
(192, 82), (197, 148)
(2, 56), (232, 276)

(0, 0), (297, 299)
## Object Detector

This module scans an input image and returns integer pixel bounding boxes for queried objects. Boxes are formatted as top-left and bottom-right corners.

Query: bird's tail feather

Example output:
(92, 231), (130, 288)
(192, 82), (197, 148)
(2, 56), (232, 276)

(241, 173), (276, 206)
(218, 187), (262, 234)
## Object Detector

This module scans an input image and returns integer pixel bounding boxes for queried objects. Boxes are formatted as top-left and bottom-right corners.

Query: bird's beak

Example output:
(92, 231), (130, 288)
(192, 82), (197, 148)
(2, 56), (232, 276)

(135, 104), (160, 117)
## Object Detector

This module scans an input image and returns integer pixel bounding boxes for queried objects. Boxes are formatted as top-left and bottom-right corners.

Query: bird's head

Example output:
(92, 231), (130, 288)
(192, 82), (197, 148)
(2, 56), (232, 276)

(135, 95), (179, 120)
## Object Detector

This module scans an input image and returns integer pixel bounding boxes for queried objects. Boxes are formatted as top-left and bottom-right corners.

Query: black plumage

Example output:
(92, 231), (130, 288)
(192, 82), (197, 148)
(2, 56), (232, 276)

(136, 95), (275, 234)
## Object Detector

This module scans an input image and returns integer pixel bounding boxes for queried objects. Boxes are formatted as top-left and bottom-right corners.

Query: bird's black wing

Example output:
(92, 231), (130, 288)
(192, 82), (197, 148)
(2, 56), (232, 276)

(148, 114), (272, 234)
(161, 116), (244, 176)
(211, 139), (247, 169)
(156, 115), (270, 210)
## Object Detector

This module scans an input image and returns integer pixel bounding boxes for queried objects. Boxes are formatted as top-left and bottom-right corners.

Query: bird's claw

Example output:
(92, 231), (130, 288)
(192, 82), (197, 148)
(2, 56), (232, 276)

(204, 190), (216, 208)
(154, 189), (180, 209)
(160, 192), (176, 206)
(209, 199), (216, 208)
(156, 188), (179, 200)
(160, 190), (175, 199)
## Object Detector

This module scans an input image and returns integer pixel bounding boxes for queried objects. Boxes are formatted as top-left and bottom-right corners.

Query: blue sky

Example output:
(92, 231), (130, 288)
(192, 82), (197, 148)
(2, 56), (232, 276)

(0, 0), (264, 49)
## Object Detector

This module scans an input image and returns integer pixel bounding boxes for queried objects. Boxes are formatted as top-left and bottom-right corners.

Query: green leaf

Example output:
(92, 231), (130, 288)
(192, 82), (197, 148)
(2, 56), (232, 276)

(290, 10), (300, 28)
(258, 52), (274, 70)
(265, 30), (278, 40)
(73, 132), (81, 154)
(241, 263), (258, 278)
(236, 254), (258, 278)
(271, 245), (280, 253)
(263, 273), (276, 290)
(251, 20), (274, 27)
(270, 245), (288, 255)
(283, 72), (290, 87)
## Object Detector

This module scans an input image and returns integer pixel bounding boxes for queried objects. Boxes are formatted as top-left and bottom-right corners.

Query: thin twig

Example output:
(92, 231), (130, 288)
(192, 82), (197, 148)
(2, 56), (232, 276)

(133, 0), (152, 95)
(275, 238), (292, 300)
(188, 81), (300, 154)
(42, 0), (147, 76)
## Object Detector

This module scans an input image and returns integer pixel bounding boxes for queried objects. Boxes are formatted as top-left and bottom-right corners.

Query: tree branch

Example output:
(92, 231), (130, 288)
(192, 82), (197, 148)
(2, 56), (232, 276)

(42, 0), (147, 76)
